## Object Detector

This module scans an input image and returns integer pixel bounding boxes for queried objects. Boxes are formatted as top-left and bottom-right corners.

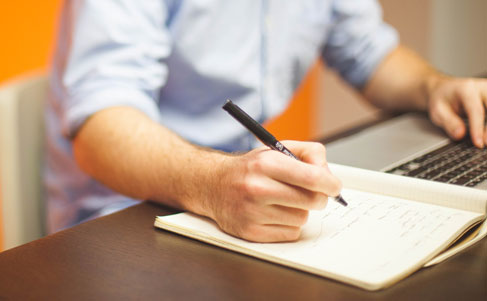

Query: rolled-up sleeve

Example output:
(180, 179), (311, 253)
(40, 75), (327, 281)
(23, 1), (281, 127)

(58, 0), (171, 138)
(322, 0), (399, 89)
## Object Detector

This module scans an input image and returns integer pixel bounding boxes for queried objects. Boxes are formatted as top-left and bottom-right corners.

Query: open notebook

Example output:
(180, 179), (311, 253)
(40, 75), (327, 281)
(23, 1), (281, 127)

(154, 163), (487, 291)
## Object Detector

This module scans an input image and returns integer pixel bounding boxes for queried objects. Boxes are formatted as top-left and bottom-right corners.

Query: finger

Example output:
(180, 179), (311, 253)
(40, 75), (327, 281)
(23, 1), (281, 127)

(283, 163), (341, 197)
(259, 153), (342, 197)
(261, 141), (341, 195)
(267, 188), (328, 211)
(459, 88), (485, 147)
(244, 175), (328, 210)
(250, 204), (310, 227)
(430, 100), (466, 140)
(239, 224), (302, 242)
(280, 140), (328, 167)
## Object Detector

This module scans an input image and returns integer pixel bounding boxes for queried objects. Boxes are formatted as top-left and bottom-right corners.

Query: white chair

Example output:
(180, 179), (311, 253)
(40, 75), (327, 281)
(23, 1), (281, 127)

(0, 73), (47, 250)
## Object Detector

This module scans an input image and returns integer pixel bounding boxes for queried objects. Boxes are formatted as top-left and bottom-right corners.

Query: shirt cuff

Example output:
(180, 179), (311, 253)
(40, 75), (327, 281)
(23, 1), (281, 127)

(346, 24), (399, 88)
(63, 88), (161, 138)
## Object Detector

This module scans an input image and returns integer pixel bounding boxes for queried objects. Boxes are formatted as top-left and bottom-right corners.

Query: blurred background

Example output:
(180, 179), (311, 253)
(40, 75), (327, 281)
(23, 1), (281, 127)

(0, 0), (485, 250)
(0, 1), (62, 83)
(315, 0), (487, 140)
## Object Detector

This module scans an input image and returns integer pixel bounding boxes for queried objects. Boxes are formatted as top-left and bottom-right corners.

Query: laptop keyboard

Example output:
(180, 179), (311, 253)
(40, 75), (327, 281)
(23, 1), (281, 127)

(386, 140), (487, 187)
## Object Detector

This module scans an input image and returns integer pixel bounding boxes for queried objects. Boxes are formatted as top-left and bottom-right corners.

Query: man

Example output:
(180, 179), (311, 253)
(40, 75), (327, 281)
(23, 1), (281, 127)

(47, 0), (487, 242)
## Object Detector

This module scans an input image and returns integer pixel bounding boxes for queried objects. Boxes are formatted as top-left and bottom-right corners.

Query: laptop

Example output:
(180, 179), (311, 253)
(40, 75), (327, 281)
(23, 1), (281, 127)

(325, 113), (487, 190)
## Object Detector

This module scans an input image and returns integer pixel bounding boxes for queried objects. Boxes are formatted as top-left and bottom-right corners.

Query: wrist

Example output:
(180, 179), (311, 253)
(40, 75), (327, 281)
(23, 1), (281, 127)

(178, 147), (234, 220)
(423, 71), (450, 111)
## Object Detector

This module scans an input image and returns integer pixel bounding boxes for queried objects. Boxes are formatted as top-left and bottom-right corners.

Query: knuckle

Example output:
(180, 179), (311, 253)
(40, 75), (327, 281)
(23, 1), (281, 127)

(311, 142), (327, 155)
(286, 228), (302, 241)
(241, 177), (266, 198)
(296, 210), (309, 226)
(248, 152), (275, 173)
(459, 81), (475, 96)
(247, 157), (265, 173)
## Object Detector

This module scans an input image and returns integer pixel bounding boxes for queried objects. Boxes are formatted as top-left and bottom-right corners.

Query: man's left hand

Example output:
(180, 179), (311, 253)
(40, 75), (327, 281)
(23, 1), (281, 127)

(427, 76), (487, 148)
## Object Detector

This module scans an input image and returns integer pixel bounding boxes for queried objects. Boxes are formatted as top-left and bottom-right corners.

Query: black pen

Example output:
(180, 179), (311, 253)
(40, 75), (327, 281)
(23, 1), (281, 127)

(222, 99), (348, 207)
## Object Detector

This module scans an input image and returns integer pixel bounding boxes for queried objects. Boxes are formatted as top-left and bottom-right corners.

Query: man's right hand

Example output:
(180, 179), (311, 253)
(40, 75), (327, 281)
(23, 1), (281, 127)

(74, 107), (341, 243)
(205, 141), (342, 243)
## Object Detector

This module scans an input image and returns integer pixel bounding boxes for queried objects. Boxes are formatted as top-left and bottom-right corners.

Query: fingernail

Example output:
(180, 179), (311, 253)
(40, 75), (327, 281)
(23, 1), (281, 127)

(453, 128), (462, 139)
(476, 136), (484, 148)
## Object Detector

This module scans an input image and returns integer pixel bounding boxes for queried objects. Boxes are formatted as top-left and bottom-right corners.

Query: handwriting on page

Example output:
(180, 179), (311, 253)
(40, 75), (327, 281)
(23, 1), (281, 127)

(311, 191), (461, 244)
(256, 188), (475, 279)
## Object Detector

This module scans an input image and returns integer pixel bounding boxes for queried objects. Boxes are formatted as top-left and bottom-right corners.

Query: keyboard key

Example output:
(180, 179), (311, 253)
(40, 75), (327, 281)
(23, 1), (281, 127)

(386, 139), (487, 188)
(451, 176), (471, 185)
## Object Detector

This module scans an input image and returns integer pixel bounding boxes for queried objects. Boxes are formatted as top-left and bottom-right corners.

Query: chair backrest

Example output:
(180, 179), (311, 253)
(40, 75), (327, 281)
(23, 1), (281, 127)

(0, 73), (47, 250)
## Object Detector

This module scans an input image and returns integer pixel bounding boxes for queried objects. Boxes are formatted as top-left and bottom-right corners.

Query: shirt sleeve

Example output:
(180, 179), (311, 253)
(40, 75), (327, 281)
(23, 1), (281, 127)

(321, 0), (399, 89)
(54, 0), (171, 138)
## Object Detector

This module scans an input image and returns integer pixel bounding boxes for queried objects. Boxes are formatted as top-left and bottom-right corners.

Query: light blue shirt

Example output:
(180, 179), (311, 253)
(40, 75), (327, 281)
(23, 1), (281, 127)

(46, 0), (398, 232)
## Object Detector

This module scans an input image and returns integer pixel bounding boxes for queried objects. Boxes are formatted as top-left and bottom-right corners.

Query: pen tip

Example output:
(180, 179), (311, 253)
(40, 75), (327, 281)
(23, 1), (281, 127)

(336, 195), (348, 207)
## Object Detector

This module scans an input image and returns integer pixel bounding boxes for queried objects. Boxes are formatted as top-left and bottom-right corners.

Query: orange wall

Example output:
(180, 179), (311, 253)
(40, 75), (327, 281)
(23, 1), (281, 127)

(0, 1), (63, 83)
(0, 0), (63, 250)
(265, 63), (318, 142)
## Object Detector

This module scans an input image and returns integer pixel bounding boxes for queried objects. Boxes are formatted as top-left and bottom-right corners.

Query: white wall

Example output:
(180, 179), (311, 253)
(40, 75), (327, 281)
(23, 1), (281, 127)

(431, 0), (487, 77)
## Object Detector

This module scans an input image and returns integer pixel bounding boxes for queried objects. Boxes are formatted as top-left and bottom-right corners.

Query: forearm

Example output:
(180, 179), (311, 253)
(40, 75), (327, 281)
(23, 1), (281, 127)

(363, 45), (445, 112)
(72, 106), (230, 215)
(363, 44), (487, 147)
(72, 106), (343, 242)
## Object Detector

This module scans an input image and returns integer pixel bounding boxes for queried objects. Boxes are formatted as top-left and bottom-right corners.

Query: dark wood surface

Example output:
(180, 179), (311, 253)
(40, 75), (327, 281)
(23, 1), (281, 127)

(0, 117), (486, 300)
(0, 202), (485, 300)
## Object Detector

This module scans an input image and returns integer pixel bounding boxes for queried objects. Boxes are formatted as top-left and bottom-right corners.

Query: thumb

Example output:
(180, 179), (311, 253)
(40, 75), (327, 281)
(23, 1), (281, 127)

(280, 140), (328, 167)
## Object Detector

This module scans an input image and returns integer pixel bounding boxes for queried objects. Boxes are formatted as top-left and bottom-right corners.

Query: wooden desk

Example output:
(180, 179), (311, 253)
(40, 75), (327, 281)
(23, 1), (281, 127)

(1, 121), (486, 300)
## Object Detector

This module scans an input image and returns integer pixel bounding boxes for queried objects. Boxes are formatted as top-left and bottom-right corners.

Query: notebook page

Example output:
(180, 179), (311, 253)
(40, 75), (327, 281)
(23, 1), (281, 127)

(424, 220), (487, 266)
(329, 163), (487, 214)
(156, 188), (483, 290)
